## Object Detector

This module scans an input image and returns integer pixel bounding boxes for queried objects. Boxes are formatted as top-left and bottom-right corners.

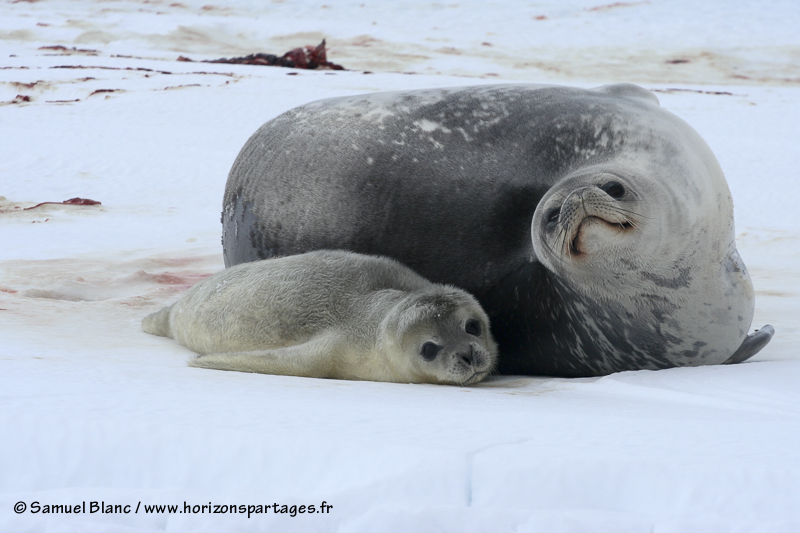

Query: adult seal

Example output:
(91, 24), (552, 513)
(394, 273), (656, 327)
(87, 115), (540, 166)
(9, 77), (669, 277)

(221, 83), (773, 377)
(142, 250), (497, 385)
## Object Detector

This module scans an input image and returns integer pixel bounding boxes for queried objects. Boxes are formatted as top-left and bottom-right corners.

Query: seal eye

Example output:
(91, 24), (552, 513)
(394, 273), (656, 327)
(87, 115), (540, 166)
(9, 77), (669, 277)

(600, 181), (625, 199)
(465, 319), (482, 336)
(546, 208), (560, 225)
(421, 342), (442, 361)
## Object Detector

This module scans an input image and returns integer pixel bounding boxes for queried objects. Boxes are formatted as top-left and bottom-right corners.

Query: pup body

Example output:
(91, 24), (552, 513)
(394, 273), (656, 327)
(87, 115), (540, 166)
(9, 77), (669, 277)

(143, 250), (497, 385)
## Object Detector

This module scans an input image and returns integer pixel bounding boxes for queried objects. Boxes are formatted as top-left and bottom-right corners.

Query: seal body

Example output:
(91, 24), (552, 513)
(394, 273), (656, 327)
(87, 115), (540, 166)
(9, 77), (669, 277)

(222, 83), (769, 377)
(142, 250), (497, 385)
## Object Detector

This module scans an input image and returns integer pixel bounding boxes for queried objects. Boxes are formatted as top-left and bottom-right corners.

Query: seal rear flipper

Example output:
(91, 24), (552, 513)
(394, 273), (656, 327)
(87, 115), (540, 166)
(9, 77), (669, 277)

(142, 306), (173, 337)
(722, 325), (775, 365)
(187, 335), (340, 378)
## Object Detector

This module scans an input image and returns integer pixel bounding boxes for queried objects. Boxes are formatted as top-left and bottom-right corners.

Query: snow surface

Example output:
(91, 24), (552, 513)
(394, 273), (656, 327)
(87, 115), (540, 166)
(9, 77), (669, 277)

(1, 1), (799, 531)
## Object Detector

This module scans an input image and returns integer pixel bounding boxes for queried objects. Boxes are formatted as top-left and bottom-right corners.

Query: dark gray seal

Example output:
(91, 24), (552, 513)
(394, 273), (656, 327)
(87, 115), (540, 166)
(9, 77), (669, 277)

(220, 83), (773, 377)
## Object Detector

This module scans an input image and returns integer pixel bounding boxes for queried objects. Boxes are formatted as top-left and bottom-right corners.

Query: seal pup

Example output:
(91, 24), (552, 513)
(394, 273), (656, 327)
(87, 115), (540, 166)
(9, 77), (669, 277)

(220, 83), (772, 377)
(142, 250), (497, 385)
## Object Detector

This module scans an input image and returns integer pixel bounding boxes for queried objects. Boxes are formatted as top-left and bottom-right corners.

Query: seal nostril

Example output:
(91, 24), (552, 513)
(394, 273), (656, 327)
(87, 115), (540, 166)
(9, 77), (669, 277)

(600, 181), (625, 199)
(546, 207), (560, 225)
(457, 346), (476, 367)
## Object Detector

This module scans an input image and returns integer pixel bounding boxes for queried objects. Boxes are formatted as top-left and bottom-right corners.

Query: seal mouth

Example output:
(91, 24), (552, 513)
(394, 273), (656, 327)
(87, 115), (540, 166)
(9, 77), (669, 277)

(458, 369), (489, 386)
(551, 186), (642, 260)
(569, 216), (635, 256)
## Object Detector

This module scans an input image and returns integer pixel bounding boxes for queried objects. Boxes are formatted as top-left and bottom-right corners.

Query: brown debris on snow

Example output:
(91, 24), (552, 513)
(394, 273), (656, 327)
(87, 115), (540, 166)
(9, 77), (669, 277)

(38, 45), (100, 55)
(23, 198), (102, 211)
(651, 88), (735, 96)
(52, 65), (176, 75)
(88, 89), (121, 97)
(180, 40), (345, 70)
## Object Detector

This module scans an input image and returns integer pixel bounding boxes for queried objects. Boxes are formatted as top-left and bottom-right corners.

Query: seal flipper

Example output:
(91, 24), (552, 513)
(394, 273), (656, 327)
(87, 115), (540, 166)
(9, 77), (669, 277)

(142, 306), (173, 337)
(187, 334), (341, 378)
(722, 325), (775, 365)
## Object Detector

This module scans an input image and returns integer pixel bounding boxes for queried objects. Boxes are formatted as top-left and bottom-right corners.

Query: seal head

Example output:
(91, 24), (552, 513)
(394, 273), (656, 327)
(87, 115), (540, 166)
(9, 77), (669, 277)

(381, 288), (496, 385)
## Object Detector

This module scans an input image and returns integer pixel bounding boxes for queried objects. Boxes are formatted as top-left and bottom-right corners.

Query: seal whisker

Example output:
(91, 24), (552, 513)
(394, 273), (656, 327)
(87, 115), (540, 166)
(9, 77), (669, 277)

(558, 224), (573, 258)
(609, 206), (651, 220)
(616, 214), (640, 230)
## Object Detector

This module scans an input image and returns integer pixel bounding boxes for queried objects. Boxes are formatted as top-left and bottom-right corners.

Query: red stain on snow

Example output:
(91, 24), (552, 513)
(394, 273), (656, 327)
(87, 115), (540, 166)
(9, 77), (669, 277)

(150, 272), (212, 285)
(586, 2), (648, 11)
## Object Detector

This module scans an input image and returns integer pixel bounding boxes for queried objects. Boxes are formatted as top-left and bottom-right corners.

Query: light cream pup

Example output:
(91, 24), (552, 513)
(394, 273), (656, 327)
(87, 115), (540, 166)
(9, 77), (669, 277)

(143, 250), (497, 385)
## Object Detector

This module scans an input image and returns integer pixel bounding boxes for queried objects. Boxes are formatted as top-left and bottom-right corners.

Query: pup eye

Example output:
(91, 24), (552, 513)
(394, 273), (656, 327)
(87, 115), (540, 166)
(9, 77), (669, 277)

(465, 319), (482, 336)
(546, 208), (560, 225)
(600, 181), (625, 199)
(421, 342), (442, 361)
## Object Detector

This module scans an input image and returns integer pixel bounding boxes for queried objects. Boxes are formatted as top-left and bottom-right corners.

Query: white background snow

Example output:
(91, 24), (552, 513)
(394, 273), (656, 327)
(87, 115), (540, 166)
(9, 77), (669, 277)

(1, 1), (799, 531)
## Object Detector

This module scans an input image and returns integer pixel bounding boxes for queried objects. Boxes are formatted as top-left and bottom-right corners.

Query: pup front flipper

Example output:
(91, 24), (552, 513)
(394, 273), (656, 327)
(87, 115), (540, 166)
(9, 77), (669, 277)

(187, 334), (342, 379)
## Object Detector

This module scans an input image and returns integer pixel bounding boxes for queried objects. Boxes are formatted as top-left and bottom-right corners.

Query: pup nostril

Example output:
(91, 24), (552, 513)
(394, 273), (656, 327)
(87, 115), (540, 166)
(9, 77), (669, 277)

(457, 346), (476, 367)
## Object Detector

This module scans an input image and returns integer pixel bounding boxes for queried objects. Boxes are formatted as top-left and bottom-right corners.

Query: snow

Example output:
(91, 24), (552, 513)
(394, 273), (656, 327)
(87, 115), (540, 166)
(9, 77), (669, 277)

(1, 1), (799, 531)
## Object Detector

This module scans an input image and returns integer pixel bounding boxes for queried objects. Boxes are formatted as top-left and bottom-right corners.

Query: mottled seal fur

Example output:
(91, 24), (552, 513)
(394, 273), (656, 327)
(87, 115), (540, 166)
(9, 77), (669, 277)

(221, 83), (773, 377)
(142, 250), (497, 385)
